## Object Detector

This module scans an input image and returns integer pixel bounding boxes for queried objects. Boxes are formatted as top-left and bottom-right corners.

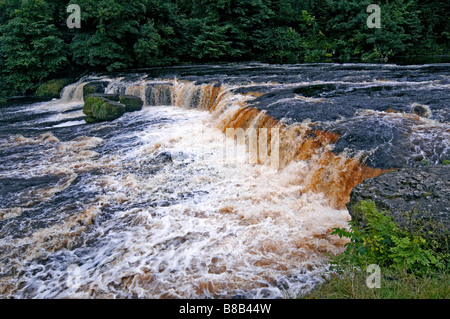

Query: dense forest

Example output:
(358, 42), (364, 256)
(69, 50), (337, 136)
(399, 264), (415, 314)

(0, 0), (449, 102)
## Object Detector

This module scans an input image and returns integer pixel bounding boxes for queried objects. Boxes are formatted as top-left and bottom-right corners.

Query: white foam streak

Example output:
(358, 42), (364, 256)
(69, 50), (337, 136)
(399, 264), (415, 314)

(2, 106), (349, 299)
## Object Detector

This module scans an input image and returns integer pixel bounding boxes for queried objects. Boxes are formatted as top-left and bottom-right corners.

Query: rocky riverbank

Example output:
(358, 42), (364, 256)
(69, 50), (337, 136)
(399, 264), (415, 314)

(347, 164), (450, 250)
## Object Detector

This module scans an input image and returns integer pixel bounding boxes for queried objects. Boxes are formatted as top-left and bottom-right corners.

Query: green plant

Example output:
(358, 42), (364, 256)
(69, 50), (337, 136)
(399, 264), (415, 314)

(0, 0), (68, 96)
(302, 268), (450, 299)
(331, 201), (447, 275)
(420, 158), (431, 166)
(389, 236), (441, 272)
(442, 160), (450, 165)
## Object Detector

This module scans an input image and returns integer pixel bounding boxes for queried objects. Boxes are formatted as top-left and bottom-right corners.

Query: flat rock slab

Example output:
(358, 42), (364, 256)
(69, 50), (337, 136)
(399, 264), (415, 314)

(347, 165), (450, 238)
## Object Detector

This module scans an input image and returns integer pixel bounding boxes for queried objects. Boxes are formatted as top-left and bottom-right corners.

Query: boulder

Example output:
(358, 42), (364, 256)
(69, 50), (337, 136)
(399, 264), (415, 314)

(83, 94), (143, 123)
(119, 95), (144, 112)
(86, 93), (120, 102)
(83, 95), (125, 122)
(347, 165), (450, 248)
(35, 79), (73, 101)
(82, 81), (110, 100)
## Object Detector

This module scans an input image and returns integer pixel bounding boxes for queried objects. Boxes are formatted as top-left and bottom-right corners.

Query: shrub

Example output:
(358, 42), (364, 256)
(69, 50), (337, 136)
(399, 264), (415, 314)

(420, 158), (431, 166)
(331, 201), (448, 275)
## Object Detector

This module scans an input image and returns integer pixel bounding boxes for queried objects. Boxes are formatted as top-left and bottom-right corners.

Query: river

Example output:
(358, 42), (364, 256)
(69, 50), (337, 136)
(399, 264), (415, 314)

(0, 63), (448, 298)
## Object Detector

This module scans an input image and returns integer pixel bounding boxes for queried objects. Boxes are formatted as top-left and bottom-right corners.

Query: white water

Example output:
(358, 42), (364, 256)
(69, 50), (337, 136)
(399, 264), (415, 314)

(1, 65), (448, 298)
(0, 104), (349, 299)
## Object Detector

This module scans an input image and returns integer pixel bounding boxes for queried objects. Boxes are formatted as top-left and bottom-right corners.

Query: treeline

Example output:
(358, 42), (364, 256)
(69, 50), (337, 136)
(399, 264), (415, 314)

(0, 0), (449, 101)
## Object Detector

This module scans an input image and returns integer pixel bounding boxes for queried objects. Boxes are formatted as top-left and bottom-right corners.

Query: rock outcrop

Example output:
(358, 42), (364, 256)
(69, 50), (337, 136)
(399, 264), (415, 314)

(119, 95), (144, 112)
(347, 165), (450, 247)
(35, 79), (73, 101)
(83, 81), (111, 100)
(83, 93), (143, 123)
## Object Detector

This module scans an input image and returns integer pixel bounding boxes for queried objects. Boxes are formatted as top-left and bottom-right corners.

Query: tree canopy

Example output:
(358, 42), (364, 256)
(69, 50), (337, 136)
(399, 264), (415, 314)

(0, 0), (448, 101)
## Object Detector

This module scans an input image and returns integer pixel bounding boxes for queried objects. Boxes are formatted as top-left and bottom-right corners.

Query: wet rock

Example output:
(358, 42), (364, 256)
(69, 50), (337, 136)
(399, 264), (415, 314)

(86, 93), (120, 101)
(293, 84), (340, 97)
(83, 94), (144, 123)
(347, 165), (450, 245)
(83, 81), (110, 100)
(411, 103), (431, 118)
(83, 95), (125, 122)
(318, 116), (414, 169)
(155, 151), (173, 163)
(35, 79), (74, 101)
(119, 95), (144, 112)
(145, 83), (173, 106)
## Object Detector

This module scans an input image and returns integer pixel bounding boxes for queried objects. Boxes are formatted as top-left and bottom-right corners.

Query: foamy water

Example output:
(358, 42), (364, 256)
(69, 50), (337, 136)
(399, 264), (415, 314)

(0, 63), (448, 299)
(0, 105), (348, 299)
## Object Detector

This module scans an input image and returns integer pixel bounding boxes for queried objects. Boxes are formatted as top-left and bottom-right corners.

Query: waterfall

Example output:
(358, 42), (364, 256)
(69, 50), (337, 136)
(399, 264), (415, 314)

(94, 77), (385, 209)
(3, 64), (448, 299)
(60, 81), (87, 103)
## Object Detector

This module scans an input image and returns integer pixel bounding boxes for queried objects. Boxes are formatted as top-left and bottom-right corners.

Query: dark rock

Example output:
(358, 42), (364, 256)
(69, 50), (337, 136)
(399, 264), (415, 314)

(155, 151), (173, 163)
(145, 83), (173, 106)
(35, 79), (73, 101)
(86, 93), (120, 101)
(347, 165), (450, 245)
(119, 95), (144, 112)
(83, 94), (143, 123)
(83, 81), (110, 100)
(83, 95), (125, 122)
(412, 103), (431, 118)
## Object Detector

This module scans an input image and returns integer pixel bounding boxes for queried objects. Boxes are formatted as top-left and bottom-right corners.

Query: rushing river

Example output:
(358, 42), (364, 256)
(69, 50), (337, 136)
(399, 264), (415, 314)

(0, 63), (449, 298)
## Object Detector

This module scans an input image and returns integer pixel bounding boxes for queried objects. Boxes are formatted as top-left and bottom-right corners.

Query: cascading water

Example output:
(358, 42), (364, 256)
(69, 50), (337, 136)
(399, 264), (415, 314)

(0, 63), (448, 298)
(60, 81), (86, 104)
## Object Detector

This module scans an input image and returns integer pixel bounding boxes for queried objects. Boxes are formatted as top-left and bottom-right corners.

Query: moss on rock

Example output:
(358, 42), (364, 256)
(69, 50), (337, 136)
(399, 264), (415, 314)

(119, 95), (144, 112)
(83, 93), (143, 123)
(83, 95), (125, 122)
(82, 81), (110, 100)
(35, 79), (73, 101)
(86, 93), (120, 102)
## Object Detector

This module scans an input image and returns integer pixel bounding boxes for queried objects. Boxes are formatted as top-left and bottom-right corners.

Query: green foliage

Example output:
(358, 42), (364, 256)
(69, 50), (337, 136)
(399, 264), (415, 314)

(322, 0), (425, 62)
(69, 0), (146, 71)
(262, 27), (304, 63)
(442, 160), (450, 165)
(133, 21), (163, 66)
(192, 23), (235, 60)
(0, 0), (68, 96)
(420, 158), (431, 166)
(331, 201), (447, 275)
(0, 0), (449, 100)
(389, 236), (440, 271)
(303, 268), (450, 299)
(0, 70), (8, 105)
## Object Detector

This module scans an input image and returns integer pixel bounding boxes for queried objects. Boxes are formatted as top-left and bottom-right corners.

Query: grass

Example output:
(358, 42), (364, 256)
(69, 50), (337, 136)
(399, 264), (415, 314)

(300, 200), (450, 299)
(302, 269), (450, 299)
